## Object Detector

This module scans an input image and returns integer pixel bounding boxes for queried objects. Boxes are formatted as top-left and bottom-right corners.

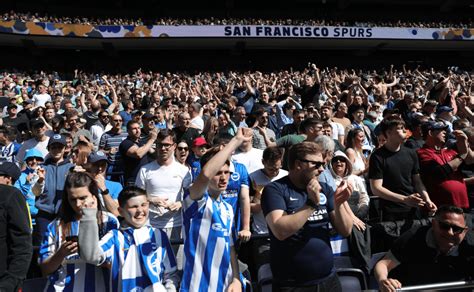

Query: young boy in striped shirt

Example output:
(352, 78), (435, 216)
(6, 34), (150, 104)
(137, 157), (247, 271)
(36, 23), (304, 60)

(180, 128), (252, 292)
(79, 186), (179, 292)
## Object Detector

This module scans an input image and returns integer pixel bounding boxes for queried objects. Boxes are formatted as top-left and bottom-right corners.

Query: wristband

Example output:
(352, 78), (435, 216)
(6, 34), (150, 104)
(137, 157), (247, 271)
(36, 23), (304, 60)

(102, 189), (110, 196)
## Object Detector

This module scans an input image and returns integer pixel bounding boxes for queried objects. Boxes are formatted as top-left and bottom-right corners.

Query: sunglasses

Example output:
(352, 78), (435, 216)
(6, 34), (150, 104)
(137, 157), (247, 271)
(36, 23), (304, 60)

(297, 158), (325, 169)
(437, 221), (467, 234)
(157, 143), (174, 149)
(332, 157), (346, 163)
(177, 146), (189, 151)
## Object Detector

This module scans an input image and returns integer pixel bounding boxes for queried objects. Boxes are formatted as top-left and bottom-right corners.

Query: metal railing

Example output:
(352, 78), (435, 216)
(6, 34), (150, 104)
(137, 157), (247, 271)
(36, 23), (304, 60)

(396, 280), (474, 291)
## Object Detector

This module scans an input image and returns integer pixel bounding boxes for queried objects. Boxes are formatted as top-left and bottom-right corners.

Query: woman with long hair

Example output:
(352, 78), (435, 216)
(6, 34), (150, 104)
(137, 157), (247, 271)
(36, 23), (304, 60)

(202, 116), (219, 146)
(39, 172), (119, 291)
(345, 128), (370, 177)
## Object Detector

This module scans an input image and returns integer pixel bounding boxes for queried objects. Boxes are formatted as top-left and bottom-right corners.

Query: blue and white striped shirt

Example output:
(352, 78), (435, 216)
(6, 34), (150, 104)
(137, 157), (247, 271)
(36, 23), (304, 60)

(98, 225), (177, 292)
(181, 191), (235, 292)
(39, 212), (119, 292)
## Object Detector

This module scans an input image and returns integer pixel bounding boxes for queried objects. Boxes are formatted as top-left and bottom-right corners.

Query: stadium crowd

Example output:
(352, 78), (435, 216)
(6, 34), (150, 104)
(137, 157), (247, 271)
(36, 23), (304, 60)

(2, 10), (474, 28)
(0, 63), (473, 291)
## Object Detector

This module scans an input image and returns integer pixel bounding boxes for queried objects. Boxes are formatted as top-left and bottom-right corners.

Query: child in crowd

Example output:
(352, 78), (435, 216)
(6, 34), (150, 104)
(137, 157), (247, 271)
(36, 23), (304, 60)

(79, 186), (179, 292)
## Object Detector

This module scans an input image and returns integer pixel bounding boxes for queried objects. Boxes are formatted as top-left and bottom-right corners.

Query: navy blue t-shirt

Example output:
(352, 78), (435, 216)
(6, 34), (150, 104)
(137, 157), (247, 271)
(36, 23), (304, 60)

(261, 176), (335, 286)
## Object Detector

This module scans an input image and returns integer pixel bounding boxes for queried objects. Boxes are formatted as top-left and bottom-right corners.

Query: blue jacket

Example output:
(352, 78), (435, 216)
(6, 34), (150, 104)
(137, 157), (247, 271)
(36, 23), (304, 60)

(14, 168), (39, 218)
(35, 159), (75, 215)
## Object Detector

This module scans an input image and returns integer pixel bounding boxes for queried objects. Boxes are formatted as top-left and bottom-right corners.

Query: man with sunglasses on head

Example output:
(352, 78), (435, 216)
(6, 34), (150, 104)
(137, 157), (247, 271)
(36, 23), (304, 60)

(375, 205), (474, 292)
(16, 118), (50, 162)
(261, 141), (354, 291)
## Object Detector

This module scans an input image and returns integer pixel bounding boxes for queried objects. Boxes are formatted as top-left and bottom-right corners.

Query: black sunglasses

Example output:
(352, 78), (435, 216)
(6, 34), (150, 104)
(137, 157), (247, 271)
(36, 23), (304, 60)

(297, 158), (325, 169)
(177, 146), (189, 151)
(438, 221), (467, 234)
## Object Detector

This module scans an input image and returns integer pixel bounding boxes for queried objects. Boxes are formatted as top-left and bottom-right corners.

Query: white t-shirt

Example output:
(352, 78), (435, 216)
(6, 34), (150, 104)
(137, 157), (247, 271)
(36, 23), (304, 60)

(135, 160), (192, 229)
(32, 93), (52, 107)
(330, 121), (345, 140)
(232, 148), (264, 174)
(17, 137), (50, 162)
(249, 168), (288, 234)
(190, 116), (204, 131)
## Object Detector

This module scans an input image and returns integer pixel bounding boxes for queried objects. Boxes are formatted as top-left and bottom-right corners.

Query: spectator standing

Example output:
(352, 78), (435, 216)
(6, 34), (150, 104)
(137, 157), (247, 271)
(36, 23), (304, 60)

(135, 129), (192, 269)
(188, 102), (204, 131)
(417, 122), (474, 209)
(232, 134), (264, 174)
(31, 134), (75, 245)
(0, 162), (32, 292)
(60, 110), (93, 145)
(252, 108), (276, 150)
(261, 142), (353, 291)
(249, 147), (288, 269)
(180, 128), (251, 292)
(32, 84), (51, 108)
(0, 125), (20, 163)
(119, 121), (157, 185)
(98, 114), (128, 181)
(17, 118), (50, 165)
(173, 112), (201, 147)
(90, 110), (112, 147)
(369, 117), (437, 221)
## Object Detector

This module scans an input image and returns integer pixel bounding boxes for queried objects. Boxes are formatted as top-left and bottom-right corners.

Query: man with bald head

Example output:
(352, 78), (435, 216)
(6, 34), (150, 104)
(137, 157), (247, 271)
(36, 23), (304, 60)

(173, 112), (200, 146)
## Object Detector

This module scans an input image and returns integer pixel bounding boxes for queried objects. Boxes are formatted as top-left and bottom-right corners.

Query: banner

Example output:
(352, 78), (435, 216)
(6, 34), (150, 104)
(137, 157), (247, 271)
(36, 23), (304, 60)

(0, 21), (473, 40)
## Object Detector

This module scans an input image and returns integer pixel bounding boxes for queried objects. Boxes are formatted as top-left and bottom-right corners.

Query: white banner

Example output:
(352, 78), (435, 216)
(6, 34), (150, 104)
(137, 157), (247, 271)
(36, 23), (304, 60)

(0, 21), (472, 40)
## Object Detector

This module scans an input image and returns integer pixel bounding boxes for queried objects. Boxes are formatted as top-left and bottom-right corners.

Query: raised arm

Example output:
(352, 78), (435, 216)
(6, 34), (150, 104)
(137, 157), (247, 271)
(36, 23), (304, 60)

(188, 128), (252, 200)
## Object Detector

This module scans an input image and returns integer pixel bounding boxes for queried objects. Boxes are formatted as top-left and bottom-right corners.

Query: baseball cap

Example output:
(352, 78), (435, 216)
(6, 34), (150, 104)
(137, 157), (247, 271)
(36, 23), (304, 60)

(24, 148), (45, 161)
(436, 106), (453, 115)
(7, 104), (17, 110)
(0, 161), (21, 181)
(88, 151), (108, 164)
(192, 137), (208, 147)
(30, 118), (46, 128)
(48, 134), (67, 147)
(421, 121), (449, 134)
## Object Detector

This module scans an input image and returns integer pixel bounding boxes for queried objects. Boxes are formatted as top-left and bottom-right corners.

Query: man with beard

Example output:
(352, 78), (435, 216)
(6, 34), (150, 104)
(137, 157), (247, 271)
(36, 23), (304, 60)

(320, 104), (345, 146)
(261, 141), (353, 291)
(119, 120), (157, 185)
(252, 108), (276, 150)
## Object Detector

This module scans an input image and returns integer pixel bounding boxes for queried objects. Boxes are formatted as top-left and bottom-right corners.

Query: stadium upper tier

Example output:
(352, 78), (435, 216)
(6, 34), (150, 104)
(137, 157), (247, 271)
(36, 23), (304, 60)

(2, 11), (473, 29)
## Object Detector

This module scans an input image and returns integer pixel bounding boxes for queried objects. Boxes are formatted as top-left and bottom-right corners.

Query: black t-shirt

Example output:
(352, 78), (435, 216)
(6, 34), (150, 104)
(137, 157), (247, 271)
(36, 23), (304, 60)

(173, 127), (200, 147)
(119, 137), (150, 184)
(261, 176), (335, 286)
(369, 145), (419, 219)
(294, 83), (321, 108)
(389, 225), (474, 286)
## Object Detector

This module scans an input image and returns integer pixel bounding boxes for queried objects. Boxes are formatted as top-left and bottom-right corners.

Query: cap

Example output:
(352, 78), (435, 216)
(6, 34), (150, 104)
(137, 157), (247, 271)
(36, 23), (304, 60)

(88, 151), (108, 164)
(48, 134), (67, 147)
(23, 99), (33, 105)
(7, 104), (17, 110)
(421, 121), (449, 134)
(30, 118), (45, 128)
(0, 161), (21, 181)
(192, 137), (208, 147)
(24, 148), (45, 161)
(436, 106), (453, 114)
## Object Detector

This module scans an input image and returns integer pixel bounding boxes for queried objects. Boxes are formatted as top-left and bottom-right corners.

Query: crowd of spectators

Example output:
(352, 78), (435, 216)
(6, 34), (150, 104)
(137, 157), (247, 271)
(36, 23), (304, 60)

(2, 10), (474, 28)
(0, 62), (473, 291)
